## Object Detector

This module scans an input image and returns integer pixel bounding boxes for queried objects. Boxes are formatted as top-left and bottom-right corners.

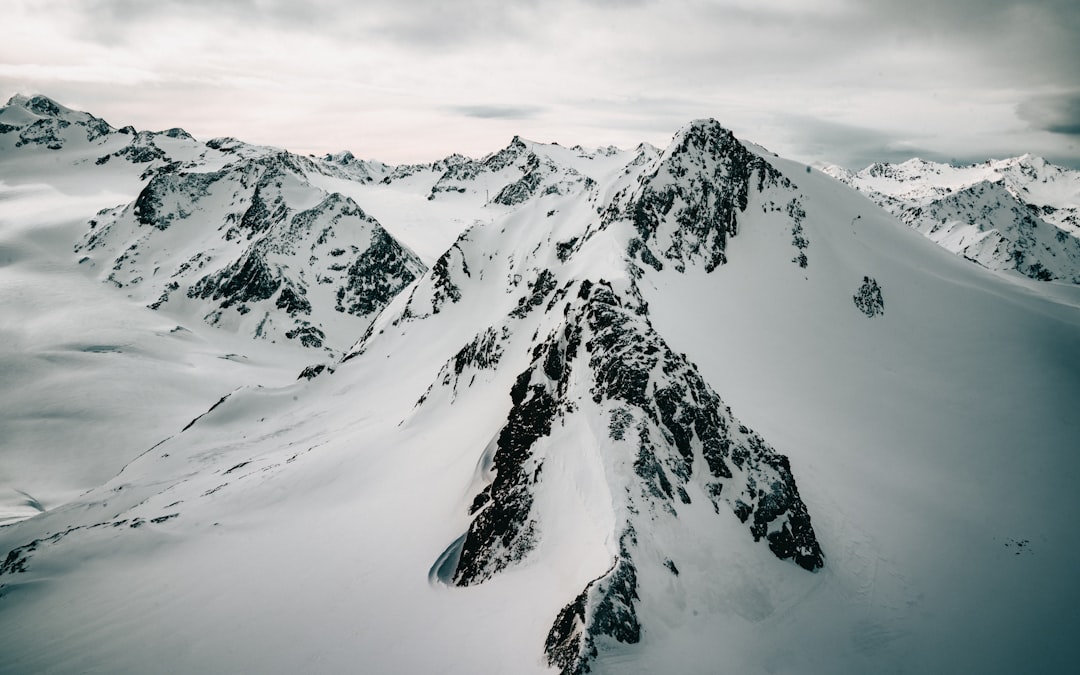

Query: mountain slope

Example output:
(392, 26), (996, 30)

(1, 107), (1079, 675)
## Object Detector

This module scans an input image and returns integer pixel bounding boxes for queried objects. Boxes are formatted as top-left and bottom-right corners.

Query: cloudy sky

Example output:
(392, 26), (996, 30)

(3, 0), (1079, 167)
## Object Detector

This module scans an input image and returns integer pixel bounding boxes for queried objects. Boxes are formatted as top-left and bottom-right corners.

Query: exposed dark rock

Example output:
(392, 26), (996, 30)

(26, 95), (62, 117)
(582, 280), (823, 571)
(83, 116), (114, 142)
(16, 118), (69, 149)
(789, 199), (809, 268)
(492, 153), (548, 206)
(452, 367), (557, 585)
(440, 275), (822, 672)
(0, 548), (31, 575)
(454, 327), (505, 375)
(285, 324), (326, 348)
(854, 276), (885, 317)
(429, 154), (484, 198)
(619, 120), (789, 273)
(450, 313), (583, 585)
(116, 138), (166, 164)
(238, 182), (289, 238)
(335, 226), (423, 317)
(298, 364), (334, 380)
(190, 250), (281, 308)
(205, 137), (240, 151)
(276, 285), (312, 316)
(483, 136), (529, 172)
(132, 168), (224, 230)
(556, 238), (579, 263)
(400, 237), (469, 321)
(509, 269), (558, 318)
(182, 392), (234, 432)
(160, 127), (193, 140)
(545, 533), (641, 675)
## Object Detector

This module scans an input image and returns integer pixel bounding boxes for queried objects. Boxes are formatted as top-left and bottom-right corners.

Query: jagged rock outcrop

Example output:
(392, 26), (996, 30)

(854, 276), (885, 317)
(606, 120), (806, 274)
(426, 275), (822, 672)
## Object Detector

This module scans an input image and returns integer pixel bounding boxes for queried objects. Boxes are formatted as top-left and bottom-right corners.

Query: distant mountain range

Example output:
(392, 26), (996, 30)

(826, 156), (1080, 282)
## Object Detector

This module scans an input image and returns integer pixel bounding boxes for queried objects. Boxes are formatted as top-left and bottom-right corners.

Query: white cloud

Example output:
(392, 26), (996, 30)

(1, 0), (1078, 167)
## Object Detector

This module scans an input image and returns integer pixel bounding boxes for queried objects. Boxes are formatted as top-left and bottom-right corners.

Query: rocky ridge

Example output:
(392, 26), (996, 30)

(355, 119), (826, 673)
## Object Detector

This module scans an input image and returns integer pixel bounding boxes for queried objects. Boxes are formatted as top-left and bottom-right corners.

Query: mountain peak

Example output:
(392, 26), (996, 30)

(618, 118), (793, 274)
(670, 118), (737, 145)
(661, 118), (749, 168)
(4, 93), (70, 118)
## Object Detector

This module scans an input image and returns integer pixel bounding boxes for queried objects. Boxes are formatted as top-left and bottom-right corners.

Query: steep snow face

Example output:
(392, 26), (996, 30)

(828, 155), (1080, 282)
(2, 105), (1079, 675)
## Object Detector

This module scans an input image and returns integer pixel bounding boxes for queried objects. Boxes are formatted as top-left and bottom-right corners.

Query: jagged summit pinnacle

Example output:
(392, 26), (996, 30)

(679, 117), (731, 132)
(669, 118), (739, 146)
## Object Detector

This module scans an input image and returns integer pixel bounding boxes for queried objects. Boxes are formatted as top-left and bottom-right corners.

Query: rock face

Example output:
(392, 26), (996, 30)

(828, 156), (1080, 283)
(606, 120), (810, 276)
(376, 134), (600, 209)
(854, 276), (885, 317)
(430, 277), (822, 672)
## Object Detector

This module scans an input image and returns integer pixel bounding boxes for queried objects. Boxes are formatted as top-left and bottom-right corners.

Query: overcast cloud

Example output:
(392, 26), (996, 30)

(3, 0), (1079, 167)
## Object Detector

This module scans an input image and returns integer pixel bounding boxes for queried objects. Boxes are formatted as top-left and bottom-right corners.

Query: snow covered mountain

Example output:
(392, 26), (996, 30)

(826, 156), (1080, 282)
(2, 97), (1079, 674)
(0, 95), (430, 354)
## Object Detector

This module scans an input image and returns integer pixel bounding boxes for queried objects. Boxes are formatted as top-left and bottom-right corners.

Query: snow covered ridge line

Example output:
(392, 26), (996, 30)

(0, 94), (646, 354)
(826, 156), (1080, 283)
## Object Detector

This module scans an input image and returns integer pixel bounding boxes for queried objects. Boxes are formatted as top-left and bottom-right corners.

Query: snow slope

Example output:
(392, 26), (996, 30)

(1, 103), (1079, 675)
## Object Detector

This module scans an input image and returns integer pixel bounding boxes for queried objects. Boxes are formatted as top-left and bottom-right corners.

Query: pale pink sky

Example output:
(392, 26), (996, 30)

(3, 0), (1079, 167)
